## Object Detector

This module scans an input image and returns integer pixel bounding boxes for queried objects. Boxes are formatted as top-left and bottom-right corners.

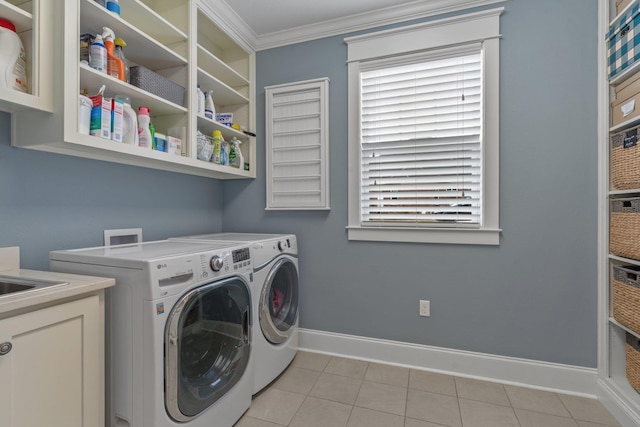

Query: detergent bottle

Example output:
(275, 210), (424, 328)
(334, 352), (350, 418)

(116, 95), (138, 145)
(0, 18), (27, 93)
(137, 107), (152, 148)
(103, 27), (124, 81)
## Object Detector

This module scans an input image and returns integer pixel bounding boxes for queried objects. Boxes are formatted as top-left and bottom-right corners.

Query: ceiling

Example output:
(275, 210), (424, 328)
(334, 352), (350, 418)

(208, 0), (504, 51)
(220, 0), (420, 36)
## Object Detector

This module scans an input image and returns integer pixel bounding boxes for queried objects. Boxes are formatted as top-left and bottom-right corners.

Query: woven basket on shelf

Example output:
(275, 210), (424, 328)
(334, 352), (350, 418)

(626, 333), (640, 393)
(613, 264), (640, 334)
(611, 125), (640, 190)
(610, 198), (640, 260)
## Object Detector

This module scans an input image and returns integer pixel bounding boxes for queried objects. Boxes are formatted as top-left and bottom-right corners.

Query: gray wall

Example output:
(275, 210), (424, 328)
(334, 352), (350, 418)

(0, 113), (224, 271)
(222, 0), (599, 367)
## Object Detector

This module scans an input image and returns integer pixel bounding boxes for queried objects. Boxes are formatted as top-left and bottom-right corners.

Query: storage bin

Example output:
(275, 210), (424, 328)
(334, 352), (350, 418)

(618, 0), (635, 16)
(610, 198), (640, 260)
(626, 332), (640, 393)
(613, 264), (640, 334)
(610, 125), (640, 189)
(612, 72), (640, 126)
(129, 66), (185, 106)
(607, 4), (640, 79)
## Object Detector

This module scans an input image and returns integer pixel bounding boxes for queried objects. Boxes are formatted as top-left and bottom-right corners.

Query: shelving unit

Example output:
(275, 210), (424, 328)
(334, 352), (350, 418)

(0, 0), (53, 113)
(9, 0), (255, 180)
(598, 1), (640, 424)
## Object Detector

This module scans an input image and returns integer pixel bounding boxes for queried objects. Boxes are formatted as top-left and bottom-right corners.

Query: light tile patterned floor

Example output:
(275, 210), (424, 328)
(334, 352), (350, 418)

(235, 351), (621, 427)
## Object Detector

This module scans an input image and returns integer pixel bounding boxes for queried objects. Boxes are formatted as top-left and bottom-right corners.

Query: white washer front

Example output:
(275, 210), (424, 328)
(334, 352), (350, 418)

(171, 233), (299, 394)
(50, 240), (254, 427)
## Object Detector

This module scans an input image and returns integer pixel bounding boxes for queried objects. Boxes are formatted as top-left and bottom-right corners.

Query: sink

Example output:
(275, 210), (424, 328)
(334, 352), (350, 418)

(0, 275), (68, 296)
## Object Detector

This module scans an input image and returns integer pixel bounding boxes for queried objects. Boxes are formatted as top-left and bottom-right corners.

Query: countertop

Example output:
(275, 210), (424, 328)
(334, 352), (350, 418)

(0, 268), (115, 316)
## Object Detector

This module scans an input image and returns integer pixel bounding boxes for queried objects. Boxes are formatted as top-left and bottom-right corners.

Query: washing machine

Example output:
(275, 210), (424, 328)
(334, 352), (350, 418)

(172, 233), (299, 394)
(49, 240), (254, 427)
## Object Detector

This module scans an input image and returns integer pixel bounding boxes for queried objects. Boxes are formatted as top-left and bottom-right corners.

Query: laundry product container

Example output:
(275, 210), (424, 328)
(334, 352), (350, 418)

(610, 124), (640, 189)
(626, 333), (640, 393)
(607, 5), (640, 80)
(613, 264), (640, 334)
(610, 198), (640, 260)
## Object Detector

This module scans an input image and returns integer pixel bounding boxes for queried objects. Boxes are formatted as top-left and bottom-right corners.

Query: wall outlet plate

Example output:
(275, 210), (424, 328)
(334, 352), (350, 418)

(420, 300), (430, 317)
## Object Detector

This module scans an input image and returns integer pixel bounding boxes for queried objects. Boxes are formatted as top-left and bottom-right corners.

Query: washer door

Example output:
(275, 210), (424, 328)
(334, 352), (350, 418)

(259, 258), (299, 344)
(165, 277), (250, 422)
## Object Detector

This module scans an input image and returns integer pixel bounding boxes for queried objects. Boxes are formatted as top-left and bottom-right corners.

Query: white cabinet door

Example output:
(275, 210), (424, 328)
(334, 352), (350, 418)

(0, 295), (103, 427)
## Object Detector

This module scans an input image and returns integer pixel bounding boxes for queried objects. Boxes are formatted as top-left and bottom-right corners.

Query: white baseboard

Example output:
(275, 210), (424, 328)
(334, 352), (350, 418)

(298, 328), (598, 397)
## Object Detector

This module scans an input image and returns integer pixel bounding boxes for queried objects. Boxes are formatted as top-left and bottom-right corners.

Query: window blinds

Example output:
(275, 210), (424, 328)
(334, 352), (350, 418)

(359, 50), (482, 226)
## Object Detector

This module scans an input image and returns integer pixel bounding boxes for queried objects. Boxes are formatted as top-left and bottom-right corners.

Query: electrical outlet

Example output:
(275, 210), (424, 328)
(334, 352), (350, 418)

(419, 300), (430, 317)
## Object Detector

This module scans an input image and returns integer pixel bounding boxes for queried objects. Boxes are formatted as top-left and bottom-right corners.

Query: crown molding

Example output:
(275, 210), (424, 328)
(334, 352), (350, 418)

(197, 0), (258, 53)
(203, 0), (508, 52)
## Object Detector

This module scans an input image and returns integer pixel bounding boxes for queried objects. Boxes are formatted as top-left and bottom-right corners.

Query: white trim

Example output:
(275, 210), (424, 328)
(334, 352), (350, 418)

(298, 328), (598, 397)
(346, 226), (500, 245)
(197, 0), (257, 52)
(344, 7), (504, 62)
(253, 0), (508, 51)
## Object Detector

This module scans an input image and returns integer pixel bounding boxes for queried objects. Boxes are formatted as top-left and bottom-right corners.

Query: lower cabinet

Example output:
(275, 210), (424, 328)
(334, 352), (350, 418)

(0, 294), (104, 427)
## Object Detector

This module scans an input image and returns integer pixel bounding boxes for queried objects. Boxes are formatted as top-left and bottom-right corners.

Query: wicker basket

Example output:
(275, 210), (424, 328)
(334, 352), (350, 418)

(626, 333), (640, 393)
(613, 265), (640, 334)
(130, 66), (185, 106)
(611, 125), (640, 190)
(610, 198), (640, 260)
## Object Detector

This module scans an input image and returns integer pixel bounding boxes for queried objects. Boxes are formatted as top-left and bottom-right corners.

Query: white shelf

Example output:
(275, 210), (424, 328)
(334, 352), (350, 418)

(197, 67), (249, 106)
(8, 0), (255, 180)
(609, 189), (640, 196)
(610, 317), (640, 340)
(196, 115), (248, 141)
(610, 114), (640, 132)
(80, 64), (187, 115)
(80, 0), (188, 69)
(197, 45), (249, 89)
(0, 1), (32, 31)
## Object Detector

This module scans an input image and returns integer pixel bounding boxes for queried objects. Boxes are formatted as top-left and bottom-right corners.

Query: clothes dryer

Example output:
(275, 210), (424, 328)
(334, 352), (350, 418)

(49, 240), (254, 427)
(172, 233), (298, 394)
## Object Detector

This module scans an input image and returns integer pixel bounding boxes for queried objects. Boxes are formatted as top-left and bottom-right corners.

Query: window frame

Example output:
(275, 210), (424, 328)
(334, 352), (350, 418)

(345, 7), (503, 245)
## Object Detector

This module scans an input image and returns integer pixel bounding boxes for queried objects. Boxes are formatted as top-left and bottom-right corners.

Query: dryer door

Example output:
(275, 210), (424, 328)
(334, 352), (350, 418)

(259, 258), (299, 344)
(165, 277), (250, 422)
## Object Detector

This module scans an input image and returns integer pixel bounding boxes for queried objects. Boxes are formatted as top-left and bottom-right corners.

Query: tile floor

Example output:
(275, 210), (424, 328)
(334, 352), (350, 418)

(235, 351), (622, 427)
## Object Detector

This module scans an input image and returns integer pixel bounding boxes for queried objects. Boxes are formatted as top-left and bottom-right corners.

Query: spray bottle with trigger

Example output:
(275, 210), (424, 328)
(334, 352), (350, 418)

(103, 27), (124, 81)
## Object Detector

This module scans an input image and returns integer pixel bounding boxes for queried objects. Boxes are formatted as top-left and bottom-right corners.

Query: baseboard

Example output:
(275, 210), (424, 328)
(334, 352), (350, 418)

(298, 328), (598, 397)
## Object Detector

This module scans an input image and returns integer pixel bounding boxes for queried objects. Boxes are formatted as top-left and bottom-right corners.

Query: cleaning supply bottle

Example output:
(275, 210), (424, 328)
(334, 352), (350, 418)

(137, 107), (152, 148)
(103, 27), (124, 81)
(197, 84), (205, 116)
(204, 90), (216, 119)
(211, 130), (222, 164)
(114, 38), (129, 83)
(220, 139), (228, 165)
(149, 120), (156, 149)
(0, 18), (27, 93)
(234, 138), (246, 170)
(116, 95), (138, 145)
(89, 32), (107, 73)
(229, 138), (237, 167)
(106, 0), (120, 15)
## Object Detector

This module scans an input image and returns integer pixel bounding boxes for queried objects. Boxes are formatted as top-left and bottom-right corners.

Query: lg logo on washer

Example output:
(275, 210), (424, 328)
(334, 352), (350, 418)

(157, 263), (167, 269)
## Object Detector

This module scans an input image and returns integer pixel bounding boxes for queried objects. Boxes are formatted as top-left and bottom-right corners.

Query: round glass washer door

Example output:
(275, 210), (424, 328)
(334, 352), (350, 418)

(165, 277), (250, 422)
(259, 258), (299, 344)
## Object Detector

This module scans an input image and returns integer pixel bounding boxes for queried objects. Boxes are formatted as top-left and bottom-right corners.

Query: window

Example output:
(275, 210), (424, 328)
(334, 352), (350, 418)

(346, 8), (503, 245)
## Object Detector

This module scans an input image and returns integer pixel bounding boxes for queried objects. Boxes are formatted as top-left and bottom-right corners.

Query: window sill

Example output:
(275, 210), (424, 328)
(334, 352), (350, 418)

(346, 226), (501, 245)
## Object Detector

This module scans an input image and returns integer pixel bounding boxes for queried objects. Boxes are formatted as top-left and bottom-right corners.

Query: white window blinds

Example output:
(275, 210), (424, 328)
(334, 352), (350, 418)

(359, 49), (482, 226)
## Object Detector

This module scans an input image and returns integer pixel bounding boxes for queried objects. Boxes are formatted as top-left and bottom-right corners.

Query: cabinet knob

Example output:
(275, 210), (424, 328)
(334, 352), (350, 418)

(0, 342), (12, 356)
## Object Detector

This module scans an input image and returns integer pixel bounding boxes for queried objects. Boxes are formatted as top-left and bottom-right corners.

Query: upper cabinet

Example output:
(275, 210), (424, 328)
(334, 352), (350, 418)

(9, 0), (255, 179)
(0, 0), (53, 113)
